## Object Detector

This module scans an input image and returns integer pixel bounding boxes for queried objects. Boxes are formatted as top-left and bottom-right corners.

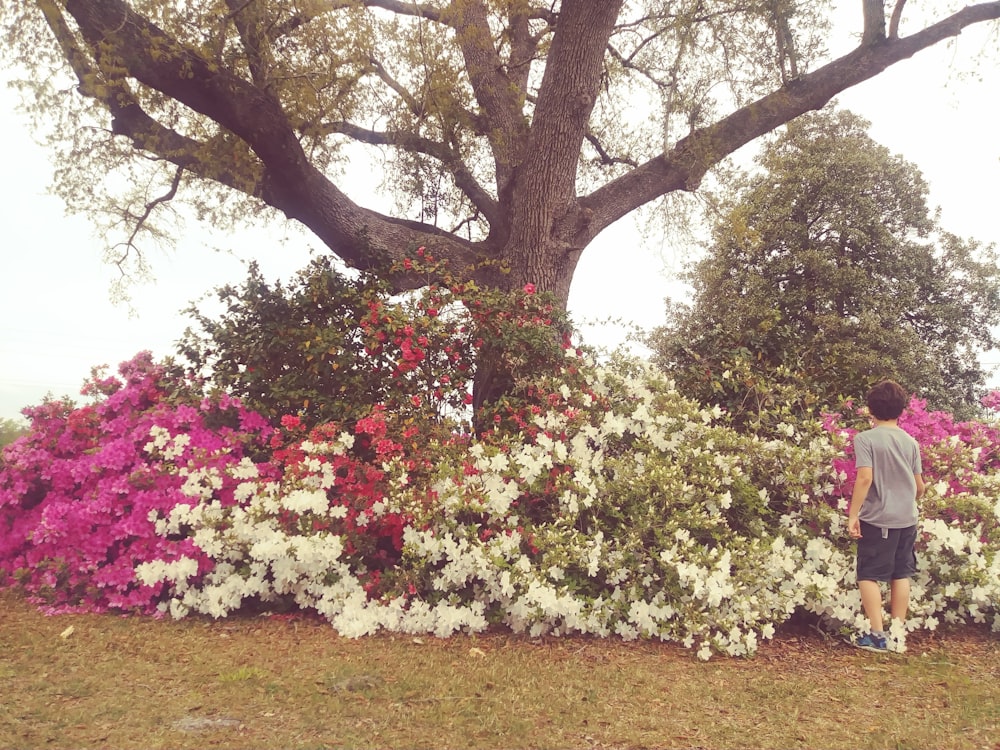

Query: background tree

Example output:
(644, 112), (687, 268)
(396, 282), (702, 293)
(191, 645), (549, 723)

(0, 418), (28, 453)
(2, 1), (999, 406)
(649, 109), (1000, 422)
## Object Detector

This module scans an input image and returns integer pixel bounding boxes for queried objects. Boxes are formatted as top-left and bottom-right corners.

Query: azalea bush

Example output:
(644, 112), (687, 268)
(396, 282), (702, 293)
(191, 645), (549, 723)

(2, 265), (999, 658)
(0, 254), (566, 613)
(66, 353), (1000, 657)
(0, 353), (277, 613)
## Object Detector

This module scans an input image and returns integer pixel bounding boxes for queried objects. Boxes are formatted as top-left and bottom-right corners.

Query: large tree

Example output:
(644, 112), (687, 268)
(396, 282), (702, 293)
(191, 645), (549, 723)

(649, 109), (1000, 419)
(2, 0), (999, 404)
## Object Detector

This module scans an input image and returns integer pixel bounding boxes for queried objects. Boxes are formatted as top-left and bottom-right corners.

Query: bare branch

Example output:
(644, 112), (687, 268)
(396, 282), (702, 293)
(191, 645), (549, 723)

(112, 165), (184, 273)
(585, 132), (639, 168)
(317, 120), (500, 223)
(889, 1), (907, 40)
(368, 57), (425, 118)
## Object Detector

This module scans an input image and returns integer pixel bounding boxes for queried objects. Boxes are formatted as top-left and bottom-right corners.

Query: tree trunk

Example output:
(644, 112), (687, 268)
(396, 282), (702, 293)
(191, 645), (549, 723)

(471, 235), (579, 431)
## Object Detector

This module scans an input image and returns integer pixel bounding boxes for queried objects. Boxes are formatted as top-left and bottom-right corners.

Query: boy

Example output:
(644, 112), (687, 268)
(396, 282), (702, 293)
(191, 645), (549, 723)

(848, 380), (925, 652)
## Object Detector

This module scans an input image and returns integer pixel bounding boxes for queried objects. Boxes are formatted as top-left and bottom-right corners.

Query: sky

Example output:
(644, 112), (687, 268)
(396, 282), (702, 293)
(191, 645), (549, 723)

(1, 7), (999, 423)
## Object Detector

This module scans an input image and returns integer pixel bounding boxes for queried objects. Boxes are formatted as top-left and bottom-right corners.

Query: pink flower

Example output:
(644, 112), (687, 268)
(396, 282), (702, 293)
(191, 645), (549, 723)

(523, 283), (536, 294)
(981, 391), (1000, 412)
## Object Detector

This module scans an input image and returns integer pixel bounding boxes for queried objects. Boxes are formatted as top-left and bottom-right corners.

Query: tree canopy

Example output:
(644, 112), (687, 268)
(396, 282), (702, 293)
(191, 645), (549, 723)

(648, 109), (1000, 420)
(3, 0), (999, 308)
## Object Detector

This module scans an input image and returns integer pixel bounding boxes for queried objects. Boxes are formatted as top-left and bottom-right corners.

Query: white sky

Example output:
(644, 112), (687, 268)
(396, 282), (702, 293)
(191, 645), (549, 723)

(1, 7), (999, 423)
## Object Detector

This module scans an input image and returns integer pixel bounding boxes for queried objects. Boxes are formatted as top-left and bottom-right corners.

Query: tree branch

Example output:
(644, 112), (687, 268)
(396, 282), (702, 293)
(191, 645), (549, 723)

(448, 0), (530, 193)
(584, 132), (639, 168)
(111, 165), (184, 272)
(317, 120), (500, 223)
(579, 2), (1000, 246)
(889, 1), (907, 40)
(862, 0), (887, 45)
(513, 0), (625, 210)
(37, 0), (261, 193)
(270, 0), (449, 38)
(61, 0), (488, 290)
(108, 101), (263, 195)
(368, 56), (425, 118)
(224, 0), (272, 88)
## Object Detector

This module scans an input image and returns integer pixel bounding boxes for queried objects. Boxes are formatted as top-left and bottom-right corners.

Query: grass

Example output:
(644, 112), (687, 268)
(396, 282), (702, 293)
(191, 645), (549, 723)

(1, 590), (997, 750)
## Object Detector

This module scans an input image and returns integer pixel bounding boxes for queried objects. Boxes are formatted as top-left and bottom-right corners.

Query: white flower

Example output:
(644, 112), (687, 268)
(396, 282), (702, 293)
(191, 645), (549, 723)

(776, 422), (795, 438)
(163, 433), (191, 460)
(282, 489), (329, 515)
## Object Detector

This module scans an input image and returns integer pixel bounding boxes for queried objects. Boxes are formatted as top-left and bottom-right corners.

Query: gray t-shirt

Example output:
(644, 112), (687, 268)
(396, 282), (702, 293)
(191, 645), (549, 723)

(853, 425), (922, 528)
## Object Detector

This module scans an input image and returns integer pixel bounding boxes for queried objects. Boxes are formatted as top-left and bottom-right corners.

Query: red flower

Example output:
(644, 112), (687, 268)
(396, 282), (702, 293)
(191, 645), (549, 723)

(523, 283), (536, 294)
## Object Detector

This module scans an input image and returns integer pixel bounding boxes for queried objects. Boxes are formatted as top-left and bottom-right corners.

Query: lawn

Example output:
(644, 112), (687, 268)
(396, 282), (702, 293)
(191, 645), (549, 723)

(1, 590), (997, 750)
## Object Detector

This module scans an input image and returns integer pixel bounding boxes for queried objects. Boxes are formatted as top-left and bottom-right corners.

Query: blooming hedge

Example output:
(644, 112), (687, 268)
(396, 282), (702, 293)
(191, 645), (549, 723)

(0, 353), (277, 613)
(2, 289), (999, 658)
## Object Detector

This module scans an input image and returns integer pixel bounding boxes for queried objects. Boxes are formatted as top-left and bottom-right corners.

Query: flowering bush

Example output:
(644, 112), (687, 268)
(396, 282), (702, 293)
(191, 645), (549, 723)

(0, 353), (276, 613)
(125, 353), (1000, 656)
(2, 280), (999, 658)
(178, 249), (571, 435)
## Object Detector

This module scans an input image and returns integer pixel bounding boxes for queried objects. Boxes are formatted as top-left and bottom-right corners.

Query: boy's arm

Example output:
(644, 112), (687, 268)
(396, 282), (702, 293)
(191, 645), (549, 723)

(915, 473), (925, 500)
(848, 467), (873, 539)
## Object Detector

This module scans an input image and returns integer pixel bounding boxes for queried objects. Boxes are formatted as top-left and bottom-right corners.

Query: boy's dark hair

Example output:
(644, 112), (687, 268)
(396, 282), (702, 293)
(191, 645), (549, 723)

(867, 380), (908, 421)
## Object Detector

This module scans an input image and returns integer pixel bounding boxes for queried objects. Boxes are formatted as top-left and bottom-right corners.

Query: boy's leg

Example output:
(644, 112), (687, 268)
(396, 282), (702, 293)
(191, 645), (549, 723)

(858, 579), (884, 632)
(856, 521), (890, 633)
(889, 577), (910, 621)
(889, 525), (918, 623)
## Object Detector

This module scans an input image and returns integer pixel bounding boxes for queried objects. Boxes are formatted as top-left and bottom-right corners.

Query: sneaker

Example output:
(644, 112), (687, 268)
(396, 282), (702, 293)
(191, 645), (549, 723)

(851, 632), (887, 652)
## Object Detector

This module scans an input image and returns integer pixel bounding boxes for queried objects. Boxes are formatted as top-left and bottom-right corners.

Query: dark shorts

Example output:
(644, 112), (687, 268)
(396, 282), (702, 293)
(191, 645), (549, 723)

(856, 521), (918, 582)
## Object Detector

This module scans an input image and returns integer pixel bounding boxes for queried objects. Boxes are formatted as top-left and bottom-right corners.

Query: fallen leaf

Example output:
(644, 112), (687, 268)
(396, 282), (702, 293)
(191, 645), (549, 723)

(59, 626), (74, 639)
